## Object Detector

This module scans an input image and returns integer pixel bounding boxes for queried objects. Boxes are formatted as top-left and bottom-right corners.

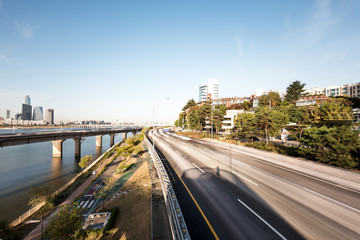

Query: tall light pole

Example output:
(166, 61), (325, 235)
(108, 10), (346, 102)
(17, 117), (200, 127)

(152, 98), (170, 148)
(211, 103), (214, 139)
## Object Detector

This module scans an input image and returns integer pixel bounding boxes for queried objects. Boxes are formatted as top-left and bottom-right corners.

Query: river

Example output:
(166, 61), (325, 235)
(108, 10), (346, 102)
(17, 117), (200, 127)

(0, 128), (128, 222)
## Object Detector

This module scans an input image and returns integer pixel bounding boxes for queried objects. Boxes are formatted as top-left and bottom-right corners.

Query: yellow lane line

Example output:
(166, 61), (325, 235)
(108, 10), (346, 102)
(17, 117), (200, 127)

(166, 159), (220, 240)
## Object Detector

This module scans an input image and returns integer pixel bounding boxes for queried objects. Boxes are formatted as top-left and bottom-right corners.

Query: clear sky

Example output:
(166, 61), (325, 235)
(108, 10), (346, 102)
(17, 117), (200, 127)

(1, 0), (360, 123)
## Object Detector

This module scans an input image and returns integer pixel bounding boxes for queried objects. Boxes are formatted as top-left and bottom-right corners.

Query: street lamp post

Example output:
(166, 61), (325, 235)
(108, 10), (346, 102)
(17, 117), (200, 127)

(211, 103), (214, 139)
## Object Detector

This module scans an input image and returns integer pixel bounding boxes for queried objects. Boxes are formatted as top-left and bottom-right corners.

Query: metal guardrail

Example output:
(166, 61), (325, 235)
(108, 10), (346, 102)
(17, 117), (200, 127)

(145, 135), (190, 240)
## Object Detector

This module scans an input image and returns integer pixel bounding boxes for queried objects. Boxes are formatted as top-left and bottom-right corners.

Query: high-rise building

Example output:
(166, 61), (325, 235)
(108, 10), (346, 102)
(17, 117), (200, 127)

(24, 95), (31, 105)
(15, 113), (22, 120)
(199, 84), (208, 102)
(22, 104), (32, 120)
(207, 78), (219, 99)
(45, 109), (54, 125)
(6, 109), (10, 119)
(199, 78), (219, 102)
(33, 107), (43, 121)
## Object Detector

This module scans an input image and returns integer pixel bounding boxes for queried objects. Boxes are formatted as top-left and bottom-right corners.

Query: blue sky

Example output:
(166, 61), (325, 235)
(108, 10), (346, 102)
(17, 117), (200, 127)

(1, 0), (360, 123)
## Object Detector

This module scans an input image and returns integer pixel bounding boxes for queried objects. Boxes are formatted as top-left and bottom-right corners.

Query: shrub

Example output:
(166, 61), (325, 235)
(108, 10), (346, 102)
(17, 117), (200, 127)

(104, 207), (119, 231)
(245, 142), (275, 152)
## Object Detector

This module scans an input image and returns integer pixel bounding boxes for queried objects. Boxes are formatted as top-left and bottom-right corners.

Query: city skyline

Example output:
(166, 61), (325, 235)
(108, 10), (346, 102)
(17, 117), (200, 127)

(1, 0), (360, 122)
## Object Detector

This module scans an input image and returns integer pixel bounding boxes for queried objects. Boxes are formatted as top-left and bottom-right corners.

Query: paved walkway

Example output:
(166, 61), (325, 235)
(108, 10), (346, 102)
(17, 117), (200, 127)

(24, 154), (116, 240)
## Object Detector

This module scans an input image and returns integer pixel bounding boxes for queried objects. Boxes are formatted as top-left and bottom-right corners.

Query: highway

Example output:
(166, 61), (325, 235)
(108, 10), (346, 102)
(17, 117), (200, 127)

(150, 130), (360, 240)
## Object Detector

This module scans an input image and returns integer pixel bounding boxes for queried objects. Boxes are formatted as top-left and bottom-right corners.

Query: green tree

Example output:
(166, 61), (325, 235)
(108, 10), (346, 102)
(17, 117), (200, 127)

(301, 126), (360, 168)
(182, 99), (197, 111)
(285, 80), (306, 103)
(255, 107), (289, 146)
(258, 91), (282, 108)
(187, 106), (201, 130)
(174, 119), (180, 127)
(95, 177), (116, 210)
(125, 136), (140, 146)
(233, 113), (258, 143)
(117, 145), (134, 159)
(241, 100), (252, 111)
(47, 203), (83, 240)
(178, 111), (187, 129)
(212, 105), (226, 134)
(309, 99), (354, 127)
(234, 113), (255, 132)
(79, 155), (92, 169)
(227, 101), (251, 111)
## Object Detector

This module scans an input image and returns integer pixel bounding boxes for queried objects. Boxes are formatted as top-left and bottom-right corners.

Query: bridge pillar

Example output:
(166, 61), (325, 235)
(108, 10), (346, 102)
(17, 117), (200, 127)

(110, 134), (115, 147)
(122, 132), (128, 141)
(96, 135), (103, 147)
(74, 137), (82, 157)
(52, 140), (65, 157)
(132, 131), (137, 137)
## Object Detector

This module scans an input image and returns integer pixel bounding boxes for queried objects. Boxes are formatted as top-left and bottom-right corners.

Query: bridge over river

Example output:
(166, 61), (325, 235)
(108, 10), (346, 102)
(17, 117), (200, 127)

(0, 128), (142, 157)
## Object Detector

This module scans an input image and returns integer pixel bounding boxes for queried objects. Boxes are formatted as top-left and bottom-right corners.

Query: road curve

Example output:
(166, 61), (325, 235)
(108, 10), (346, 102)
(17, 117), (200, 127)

(150, 130), (360, 240)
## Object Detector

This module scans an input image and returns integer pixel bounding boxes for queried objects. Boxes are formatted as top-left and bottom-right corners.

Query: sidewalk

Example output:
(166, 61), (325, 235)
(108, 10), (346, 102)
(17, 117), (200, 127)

(24, 154), (115, 240)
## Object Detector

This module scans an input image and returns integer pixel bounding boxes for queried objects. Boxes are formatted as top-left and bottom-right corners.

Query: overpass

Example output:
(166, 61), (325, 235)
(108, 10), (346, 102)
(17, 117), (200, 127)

(0, 128), (142, 157)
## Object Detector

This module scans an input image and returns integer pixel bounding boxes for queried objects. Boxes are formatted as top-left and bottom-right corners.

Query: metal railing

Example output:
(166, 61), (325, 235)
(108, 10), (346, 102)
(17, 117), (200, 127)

(145, 135), (190, 240)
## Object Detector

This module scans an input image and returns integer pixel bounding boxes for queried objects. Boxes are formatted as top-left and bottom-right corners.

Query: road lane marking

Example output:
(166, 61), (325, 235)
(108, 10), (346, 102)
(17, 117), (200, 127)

(193, 163), (205, 173)
(195, 140), (360, 194)
(237, 198), (287, 240)
(166, 157), (220, 240)
(233, 172), (258, 186)
(83, 200), (89, 208)
(303, 187), (360, 213)
(175, 150), (183, 156)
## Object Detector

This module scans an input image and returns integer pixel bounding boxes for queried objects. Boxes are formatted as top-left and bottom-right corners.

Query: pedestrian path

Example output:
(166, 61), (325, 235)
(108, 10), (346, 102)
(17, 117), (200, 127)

(24, 154), (116, 240)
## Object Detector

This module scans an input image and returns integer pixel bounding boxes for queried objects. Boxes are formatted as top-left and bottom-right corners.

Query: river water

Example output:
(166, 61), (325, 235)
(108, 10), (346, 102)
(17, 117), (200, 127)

(0, 128), (127, 222)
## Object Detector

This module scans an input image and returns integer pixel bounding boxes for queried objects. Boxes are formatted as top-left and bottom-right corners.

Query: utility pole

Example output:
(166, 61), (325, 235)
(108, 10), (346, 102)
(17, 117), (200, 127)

(211, 103), (213, 139)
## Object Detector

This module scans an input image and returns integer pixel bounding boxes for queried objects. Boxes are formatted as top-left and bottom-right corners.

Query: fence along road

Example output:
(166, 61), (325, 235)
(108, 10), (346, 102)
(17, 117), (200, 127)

(145, 133), (190, 240)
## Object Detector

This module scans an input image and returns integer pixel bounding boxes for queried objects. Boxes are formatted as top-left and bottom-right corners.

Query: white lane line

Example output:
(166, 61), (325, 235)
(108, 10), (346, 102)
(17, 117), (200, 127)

(192, 163), (205, 173)
(237, 199), (287, 240)
(303, 187), (360, 213)
(175, 150), (183, 156)
(233, 172), (258, 186)
(204, 141), (359, 194)
(82, 200), (89, 209)
(87, 200), (95, 209)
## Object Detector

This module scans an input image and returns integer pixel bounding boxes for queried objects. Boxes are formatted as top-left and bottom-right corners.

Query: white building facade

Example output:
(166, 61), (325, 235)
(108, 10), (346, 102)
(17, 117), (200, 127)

(199, 78), (218, 102)
(350, 82), (360, 98)
(304, 87), (325, 96)
(325, 84), (351, 97)
(222, 109), (244, 132)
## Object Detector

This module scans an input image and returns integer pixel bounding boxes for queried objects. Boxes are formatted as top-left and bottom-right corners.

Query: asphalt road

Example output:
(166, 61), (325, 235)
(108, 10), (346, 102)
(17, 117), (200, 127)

(150, 130), (360, 240)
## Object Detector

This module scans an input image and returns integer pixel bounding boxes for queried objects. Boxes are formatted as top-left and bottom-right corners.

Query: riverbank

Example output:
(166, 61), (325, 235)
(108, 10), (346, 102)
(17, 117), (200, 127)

(0, 128), (124, 223)
(10, 131), (148, 239)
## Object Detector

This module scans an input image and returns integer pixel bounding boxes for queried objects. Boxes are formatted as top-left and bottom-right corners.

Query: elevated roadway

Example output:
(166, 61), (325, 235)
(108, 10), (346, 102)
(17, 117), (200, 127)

(0, 128), (142, 157)
(150, 129), (360, 240)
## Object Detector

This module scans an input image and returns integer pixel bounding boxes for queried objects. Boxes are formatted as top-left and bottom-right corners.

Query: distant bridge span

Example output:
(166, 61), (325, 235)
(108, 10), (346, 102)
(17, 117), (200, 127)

(0, 128), (142, 157)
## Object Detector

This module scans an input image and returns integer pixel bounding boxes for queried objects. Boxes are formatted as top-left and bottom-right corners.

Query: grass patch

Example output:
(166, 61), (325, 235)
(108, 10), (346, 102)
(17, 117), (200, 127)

(117, 163), (134, 173)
